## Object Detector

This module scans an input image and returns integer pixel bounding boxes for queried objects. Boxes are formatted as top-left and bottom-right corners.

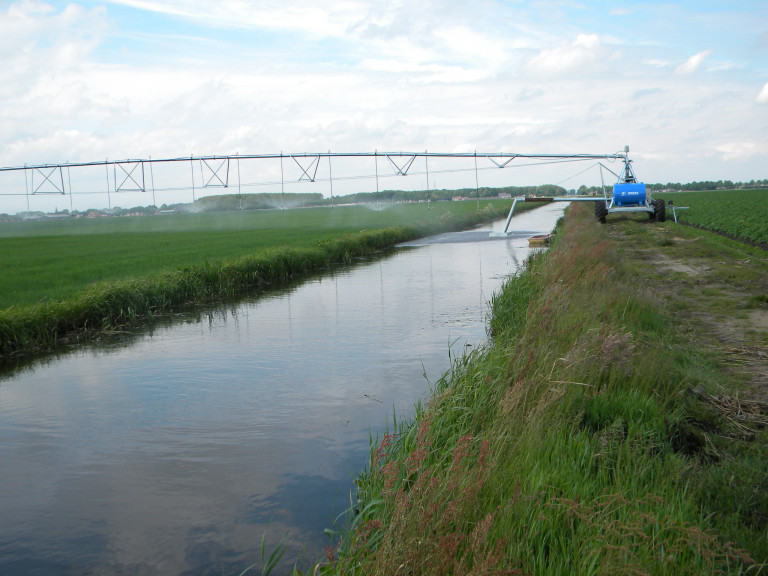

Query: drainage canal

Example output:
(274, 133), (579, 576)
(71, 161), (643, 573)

(0, 204), (566, 575)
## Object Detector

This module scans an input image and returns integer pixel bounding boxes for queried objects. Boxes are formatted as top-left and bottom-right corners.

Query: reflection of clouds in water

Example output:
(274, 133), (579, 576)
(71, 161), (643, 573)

(238, 470), (355, 536)
(0, 207), (565, 575)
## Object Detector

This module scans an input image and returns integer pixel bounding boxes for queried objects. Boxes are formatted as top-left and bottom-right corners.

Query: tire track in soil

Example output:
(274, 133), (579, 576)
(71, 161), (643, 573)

(605, 217), (768, 401)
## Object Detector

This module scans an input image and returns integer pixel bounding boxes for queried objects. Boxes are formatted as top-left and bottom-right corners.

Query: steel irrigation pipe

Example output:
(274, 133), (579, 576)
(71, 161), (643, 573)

(1, 156), (613, 199)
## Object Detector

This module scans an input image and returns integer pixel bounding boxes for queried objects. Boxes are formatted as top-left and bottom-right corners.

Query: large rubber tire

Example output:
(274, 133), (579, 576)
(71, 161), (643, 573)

(594, 201), (607, 224)
(655, 198), (666, 222)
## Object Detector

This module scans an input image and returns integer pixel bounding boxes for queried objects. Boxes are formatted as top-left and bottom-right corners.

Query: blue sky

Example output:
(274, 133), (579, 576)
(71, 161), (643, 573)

(1, 0), (766, 211)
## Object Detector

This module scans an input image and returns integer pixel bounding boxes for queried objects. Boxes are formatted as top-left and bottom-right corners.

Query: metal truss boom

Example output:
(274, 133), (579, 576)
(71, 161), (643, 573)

(0, 151), (628, 175)
(1, 149), (633, 213)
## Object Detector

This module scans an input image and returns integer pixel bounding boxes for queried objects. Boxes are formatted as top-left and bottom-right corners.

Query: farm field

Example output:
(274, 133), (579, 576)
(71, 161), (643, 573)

(0, 200), (515, 310)
(655, 188), (768, 244)
(0, 199), (524, 355)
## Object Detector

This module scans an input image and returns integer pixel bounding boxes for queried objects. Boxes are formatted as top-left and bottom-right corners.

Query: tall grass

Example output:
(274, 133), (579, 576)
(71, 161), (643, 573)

(322, 202), (764, 575)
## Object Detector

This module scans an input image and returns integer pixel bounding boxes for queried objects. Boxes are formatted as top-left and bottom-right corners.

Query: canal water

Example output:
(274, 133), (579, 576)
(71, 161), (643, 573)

(0, 204), (565, 575)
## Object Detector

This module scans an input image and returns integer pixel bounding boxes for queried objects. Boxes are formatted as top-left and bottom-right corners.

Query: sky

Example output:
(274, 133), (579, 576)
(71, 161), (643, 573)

(1, 0), (767, 212)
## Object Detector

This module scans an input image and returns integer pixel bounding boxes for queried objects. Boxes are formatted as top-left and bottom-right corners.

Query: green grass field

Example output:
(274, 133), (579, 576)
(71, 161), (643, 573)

(0, 201), (513, 310)
(0, 199), (522, 355)
(655, 188), (768, 244)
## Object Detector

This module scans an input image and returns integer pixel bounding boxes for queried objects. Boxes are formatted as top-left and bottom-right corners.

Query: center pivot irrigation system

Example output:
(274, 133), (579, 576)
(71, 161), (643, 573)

(1, 145), (686, 222)
(490, 146), (682, 238)
(1, 147), (640, 213)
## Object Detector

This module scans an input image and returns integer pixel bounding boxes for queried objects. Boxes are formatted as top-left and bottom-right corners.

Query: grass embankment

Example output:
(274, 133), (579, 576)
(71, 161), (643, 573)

(323, 202), (767, 575)
(0, 201), (519, 356)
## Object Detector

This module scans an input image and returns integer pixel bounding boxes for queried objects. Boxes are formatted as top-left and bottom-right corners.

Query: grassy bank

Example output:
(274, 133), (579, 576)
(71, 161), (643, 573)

(320, 202), (767, 575)
(0, 201), (519, 356)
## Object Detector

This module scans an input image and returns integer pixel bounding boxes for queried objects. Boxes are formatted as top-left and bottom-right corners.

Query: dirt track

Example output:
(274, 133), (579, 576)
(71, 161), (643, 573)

(605, 214), (768, 401)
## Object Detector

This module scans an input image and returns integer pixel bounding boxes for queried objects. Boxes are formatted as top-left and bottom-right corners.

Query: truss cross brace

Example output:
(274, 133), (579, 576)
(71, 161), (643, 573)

(385, 154), (417, 176)
(114, 161), (146, 192)
(32, 166), (65, 195)
(291, 155), (321, 182)
(485, 155), (518, 169)
(201, 158), (230, 188)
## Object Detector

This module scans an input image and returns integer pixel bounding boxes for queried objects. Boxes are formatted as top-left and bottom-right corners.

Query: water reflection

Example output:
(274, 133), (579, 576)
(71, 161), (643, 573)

(0, 204), (566, 575)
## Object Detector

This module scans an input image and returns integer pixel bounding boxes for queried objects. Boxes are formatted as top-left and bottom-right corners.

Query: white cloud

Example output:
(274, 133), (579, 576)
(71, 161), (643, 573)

(706, 61), (742, 72)
(1, 0), (768, 213)
(757, 82), (768, 104)
(645, 59), (670, 68)
(676, 49), (712, 74)
(106, 0), (361, 37)
(431, 25), (511, 68)
(525, 34), (605, 76)
(0, 1), (107, 95)
(717, 141), (767, 161)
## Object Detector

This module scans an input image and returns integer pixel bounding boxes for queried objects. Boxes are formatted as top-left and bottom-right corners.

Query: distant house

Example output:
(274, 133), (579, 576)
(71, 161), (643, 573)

(498, 193), (512, 199)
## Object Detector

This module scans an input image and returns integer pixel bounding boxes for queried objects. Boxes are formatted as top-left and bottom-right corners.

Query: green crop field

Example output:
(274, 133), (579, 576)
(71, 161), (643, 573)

(0, 200), (514, 310)
(655, 189), (768, 244)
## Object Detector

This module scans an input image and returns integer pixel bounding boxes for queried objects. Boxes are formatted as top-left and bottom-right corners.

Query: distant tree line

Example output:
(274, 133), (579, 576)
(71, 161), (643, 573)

(0, 205), (161, 222)
(193, 193), (324, 211)
(321, 184), (567, 205)
(576, 179), (768, 195)
(646, 179), (768, 191)
(3, 179), (766, 221)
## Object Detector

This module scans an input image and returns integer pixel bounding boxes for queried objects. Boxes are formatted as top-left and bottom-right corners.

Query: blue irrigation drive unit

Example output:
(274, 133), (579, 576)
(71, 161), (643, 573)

(612, 182), (647, 206)
(488, 147), (675, 235)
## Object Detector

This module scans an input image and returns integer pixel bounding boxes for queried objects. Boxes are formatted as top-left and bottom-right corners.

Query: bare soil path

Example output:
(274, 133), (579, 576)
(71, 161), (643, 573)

(605, 214), (768, 400)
